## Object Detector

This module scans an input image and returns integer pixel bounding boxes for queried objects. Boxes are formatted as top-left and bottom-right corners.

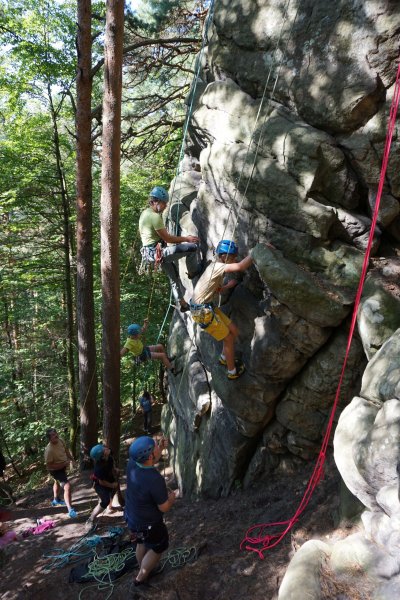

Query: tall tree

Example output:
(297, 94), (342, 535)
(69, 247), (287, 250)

(47, 85), (78, 455)
(100, 0), (124, 457)
(76, 0), (98, 466)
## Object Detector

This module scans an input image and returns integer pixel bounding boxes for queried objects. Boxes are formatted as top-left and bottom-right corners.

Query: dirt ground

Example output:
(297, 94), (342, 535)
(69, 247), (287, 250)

(0, 405), (356, 600)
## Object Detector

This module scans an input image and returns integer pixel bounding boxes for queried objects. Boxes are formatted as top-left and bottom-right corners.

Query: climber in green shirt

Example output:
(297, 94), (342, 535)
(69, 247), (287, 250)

(120, 320), (173, 371)
(138, 186), (200, 312)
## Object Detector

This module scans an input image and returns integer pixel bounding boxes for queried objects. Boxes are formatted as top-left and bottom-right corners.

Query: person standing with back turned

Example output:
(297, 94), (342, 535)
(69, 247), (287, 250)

(125, 436), (177, 587)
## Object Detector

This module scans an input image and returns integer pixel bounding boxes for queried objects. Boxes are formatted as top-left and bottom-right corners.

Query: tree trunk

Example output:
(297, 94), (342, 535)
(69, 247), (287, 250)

(48, 85), (78, 457)
(100, 0), (124, 458)
(76, 0), (98, 468)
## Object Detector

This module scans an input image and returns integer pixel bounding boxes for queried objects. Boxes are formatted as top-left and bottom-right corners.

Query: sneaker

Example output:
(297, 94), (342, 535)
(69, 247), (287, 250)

(68, 508), (77, 518)
(227, 362), (245, 380)
(51, 498), (66, 506)
(218, 356), (227, 366)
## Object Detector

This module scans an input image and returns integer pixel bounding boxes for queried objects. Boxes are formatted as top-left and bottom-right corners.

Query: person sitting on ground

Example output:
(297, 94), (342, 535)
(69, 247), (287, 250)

(125, 436), (178, 588)
(139, 185), (200, 312)
(86, 444), (124, 530)
(120, 318), (174, 372)
(44, 428), (77, 518)
(139, 390), (153, 434)
(190, 239), (254, 380)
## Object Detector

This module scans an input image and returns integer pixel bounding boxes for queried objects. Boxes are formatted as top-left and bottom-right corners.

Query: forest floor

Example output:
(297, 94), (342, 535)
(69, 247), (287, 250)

(0, 404), (361, 600)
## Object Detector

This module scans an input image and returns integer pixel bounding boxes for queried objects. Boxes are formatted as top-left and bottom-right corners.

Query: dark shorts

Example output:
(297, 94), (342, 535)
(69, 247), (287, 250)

(49, 468), (68, 485)
(95, 483), (114, 509)
(130, 521), (169, 554)
(135, 346), (151, 366)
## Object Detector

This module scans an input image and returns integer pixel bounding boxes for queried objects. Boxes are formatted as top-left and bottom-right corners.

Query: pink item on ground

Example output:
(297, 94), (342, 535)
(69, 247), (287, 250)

(22, 520), (56, 537)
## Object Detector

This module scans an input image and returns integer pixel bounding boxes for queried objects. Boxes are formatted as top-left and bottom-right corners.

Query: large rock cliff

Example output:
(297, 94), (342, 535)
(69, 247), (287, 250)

(162, 0), (400, 535)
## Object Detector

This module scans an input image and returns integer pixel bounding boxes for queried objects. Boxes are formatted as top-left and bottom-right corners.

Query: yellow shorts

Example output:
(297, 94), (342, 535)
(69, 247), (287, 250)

(203, 307), (231, 341)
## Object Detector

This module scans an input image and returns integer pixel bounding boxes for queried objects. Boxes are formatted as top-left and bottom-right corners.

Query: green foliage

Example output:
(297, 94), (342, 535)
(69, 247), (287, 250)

(0, 0), (202, 474)
(131, 0), (183, 33)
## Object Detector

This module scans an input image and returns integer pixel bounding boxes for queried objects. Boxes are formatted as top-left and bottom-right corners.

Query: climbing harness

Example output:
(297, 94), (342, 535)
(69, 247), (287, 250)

(241, 60), (400, 559)
(189, 301), (215, 329)
(139, 241), (164, 275)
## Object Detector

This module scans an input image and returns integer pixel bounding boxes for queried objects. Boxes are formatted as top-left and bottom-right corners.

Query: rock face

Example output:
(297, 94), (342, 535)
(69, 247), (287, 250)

(279, 331), (400, 600)
(163, 0), (400, 524)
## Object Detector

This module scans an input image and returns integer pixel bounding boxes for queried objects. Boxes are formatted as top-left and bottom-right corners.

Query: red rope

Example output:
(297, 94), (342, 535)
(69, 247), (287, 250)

(241, 61), (400, 559)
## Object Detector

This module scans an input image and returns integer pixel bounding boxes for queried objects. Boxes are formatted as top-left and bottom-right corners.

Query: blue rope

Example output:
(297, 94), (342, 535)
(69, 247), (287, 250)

(42, 527), (125, 572)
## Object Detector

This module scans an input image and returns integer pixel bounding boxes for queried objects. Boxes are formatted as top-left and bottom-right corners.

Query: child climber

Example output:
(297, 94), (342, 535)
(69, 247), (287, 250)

(120, 318), (173, 372)
(86, 444), (124, 530)
(190, 240), (253, 380)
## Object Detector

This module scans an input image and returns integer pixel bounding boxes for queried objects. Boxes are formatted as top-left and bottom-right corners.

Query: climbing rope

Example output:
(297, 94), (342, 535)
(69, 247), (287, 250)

(78, 544), (202, 600)
(157, 544), (200, 571)
(241, 60), (400, 559)
(206, 0), (295, 288)
(166, 0), (217, 236)
(42, 527), (124, 572)
(78, 546), (136, 600)
(222, 0), (298, 246)
(125, 2), (216, 380)
(42, 533), (103, 572)
(164, 0), (297, 421)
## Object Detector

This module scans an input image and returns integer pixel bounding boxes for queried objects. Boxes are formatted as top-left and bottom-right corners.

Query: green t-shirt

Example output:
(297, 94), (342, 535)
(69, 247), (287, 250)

(124, 337), (144, 357)
(139, 207), (165, 246)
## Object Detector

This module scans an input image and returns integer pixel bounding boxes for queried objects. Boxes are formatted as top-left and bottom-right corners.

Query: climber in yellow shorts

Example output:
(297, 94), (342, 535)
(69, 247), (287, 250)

(190, 240), (253, 380)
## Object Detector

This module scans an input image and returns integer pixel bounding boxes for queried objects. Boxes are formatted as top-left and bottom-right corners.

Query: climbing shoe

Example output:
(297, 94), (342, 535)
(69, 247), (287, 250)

(218, 356), (227, 366)
(68, 508), (77, 518)
(51, 498), (66, 506)
(227, 362), (245, 380)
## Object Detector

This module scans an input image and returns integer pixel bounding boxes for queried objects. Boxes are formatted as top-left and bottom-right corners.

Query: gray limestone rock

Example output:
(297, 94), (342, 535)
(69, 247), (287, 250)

(276, 330), (366, 442)
(361, 329), (400, 403)
(165, 1), (400, 559)
(278, 539), (332, 600)
(166, 1), (400, 598)
(358, 261), (400, 359)
(251, 243), (354, 327)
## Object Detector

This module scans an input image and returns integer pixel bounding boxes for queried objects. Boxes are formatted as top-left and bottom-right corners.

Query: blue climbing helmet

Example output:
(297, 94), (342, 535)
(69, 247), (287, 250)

(216, 240), (238, 255)
(127, 324), (141, 336)
(129, 436), (155, 463)
(90, 444), (105, 462)
(149, 186), (169, 202)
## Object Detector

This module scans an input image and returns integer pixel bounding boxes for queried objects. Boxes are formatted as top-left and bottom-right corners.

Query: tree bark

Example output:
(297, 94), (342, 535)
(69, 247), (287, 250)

(48, 86), (78, 457)
(76, 0), (98, 468)
(100, 0), (124, 458)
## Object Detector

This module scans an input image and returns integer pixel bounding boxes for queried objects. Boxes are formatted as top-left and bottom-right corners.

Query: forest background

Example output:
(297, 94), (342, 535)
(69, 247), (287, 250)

(0, 0), (207, 497)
